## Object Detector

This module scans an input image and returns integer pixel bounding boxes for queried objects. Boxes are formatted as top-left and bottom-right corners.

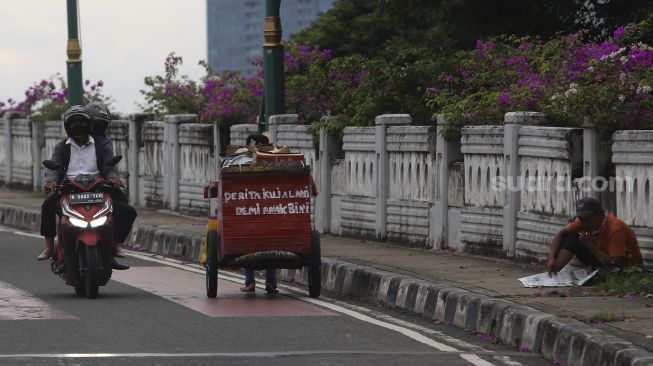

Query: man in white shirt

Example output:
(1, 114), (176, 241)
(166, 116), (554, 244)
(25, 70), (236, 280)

(36, 106), (134, 271)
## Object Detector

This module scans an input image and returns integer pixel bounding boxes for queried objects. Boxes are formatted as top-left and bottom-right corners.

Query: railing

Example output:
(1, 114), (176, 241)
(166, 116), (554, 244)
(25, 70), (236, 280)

(0, 111), (650, 266)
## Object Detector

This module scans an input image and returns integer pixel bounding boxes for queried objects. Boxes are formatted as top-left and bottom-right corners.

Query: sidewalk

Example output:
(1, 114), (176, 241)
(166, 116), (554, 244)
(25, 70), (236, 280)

(1, 186), (652, 365)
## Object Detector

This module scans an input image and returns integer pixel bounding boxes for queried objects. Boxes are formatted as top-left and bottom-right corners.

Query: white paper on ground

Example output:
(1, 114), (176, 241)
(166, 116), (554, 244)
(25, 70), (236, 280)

(518, 269), (599, 288)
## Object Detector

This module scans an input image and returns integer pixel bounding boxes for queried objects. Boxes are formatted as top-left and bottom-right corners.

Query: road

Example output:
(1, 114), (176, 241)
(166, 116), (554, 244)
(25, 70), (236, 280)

(0, 228), (551, 366)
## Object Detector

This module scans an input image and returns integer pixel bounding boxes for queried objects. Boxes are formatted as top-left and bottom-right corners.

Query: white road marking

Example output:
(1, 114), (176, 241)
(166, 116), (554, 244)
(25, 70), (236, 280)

(494, 355), (527, 366)
(325, 299), (485, 351)
(0, 350), (502, 359)
(0, 227), (41, 239)
(0, 280), (75, 320)
(461, 354), (496, 366)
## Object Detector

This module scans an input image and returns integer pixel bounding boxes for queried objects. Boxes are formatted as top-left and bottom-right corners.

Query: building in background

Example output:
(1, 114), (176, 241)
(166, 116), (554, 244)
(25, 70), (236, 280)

(207, 0), (334, 76)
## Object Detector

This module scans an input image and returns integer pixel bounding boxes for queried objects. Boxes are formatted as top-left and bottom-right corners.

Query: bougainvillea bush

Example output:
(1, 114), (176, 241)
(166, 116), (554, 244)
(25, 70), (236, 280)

(427, 20), (653, 141)
(1, 74), (112, 121)
(139, 44), (436, 141)
(140, 46), (363, 129)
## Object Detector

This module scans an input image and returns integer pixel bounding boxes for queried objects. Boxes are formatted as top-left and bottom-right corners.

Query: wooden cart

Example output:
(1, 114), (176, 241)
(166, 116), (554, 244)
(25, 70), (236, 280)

(203, 164), (321, 298)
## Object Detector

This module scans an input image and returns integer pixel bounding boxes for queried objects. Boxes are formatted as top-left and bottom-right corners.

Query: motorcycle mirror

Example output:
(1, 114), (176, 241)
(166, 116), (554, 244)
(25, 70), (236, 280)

(42, 160), (61, 171)
(107, 155), (122, 167)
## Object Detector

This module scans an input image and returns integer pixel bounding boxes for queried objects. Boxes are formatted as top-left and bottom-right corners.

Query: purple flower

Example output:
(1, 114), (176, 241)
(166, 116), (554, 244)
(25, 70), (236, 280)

(321, 49), (333, 61)
(519, 347), (530, 353)
(476, 39), (485, 59)
(497, 90), (511, 106)
(614, 27), (625, 41)
(84, 79), (90, 86)
(519, 42), (533, 52)
(426, 87), (439, 95)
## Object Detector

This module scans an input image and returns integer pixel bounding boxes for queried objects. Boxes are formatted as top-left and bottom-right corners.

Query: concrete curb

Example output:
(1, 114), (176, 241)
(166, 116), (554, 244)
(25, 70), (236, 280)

(3, 204), (653, 366)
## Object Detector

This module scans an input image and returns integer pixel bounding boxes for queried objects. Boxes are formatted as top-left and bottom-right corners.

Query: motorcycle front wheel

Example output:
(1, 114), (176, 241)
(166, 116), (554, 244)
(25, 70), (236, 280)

(84, 246), (99, 299)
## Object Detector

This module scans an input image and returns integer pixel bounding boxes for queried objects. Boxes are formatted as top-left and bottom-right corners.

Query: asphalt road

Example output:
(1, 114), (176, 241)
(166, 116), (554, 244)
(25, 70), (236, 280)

(0, 228), (551, 366)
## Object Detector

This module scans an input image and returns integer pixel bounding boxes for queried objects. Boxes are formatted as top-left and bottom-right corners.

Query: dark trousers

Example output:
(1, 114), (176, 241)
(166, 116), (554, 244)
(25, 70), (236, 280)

(560, 233), (603, 268)
(40, 189), (137, 243)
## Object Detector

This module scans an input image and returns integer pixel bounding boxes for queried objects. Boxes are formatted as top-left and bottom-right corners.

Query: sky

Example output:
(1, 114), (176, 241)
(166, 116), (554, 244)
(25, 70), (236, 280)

(0, 0), (206, 115)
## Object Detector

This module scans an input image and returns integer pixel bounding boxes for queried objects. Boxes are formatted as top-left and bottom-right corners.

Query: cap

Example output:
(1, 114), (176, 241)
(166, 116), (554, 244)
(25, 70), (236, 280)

(575, 197), (603, 220)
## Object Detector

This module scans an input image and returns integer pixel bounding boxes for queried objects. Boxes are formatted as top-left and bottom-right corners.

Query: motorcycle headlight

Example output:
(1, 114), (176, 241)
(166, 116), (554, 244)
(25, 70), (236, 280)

(68, 216), (88, 228)
(89, 216), (108, 228)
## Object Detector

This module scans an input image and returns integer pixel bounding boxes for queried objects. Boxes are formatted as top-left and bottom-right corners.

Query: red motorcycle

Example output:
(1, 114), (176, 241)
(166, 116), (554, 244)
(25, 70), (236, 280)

(43, 157), (122, 299)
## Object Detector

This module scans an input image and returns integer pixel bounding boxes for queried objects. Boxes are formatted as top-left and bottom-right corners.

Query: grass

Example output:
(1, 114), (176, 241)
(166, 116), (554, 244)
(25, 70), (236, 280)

(587, 308), (626, 324)
(591, 266), (653, 296)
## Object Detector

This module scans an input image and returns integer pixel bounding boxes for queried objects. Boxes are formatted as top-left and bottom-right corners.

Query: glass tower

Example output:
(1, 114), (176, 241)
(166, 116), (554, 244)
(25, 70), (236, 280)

(207, 0), (334, 75)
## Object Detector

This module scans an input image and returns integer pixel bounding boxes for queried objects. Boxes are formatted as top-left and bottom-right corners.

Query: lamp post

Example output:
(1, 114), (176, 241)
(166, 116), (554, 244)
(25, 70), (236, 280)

(260, 0), (285, 133)
(66, 0), (83, 106)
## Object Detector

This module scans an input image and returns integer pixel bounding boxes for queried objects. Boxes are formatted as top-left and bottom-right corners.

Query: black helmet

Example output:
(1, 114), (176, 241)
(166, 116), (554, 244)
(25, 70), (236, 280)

(84, 102), (111, 136)
(62, 105), (93, 137)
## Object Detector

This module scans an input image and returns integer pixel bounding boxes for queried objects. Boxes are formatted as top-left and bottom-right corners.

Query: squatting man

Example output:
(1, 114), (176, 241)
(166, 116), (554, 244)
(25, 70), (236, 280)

(547, 197), (643, 274)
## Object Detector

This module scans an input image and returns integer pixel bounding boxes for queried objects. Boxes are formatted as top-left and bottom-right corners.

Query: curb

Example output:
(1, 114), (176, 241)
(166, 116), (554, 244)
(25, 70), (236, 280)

(3, 204), (653, 366)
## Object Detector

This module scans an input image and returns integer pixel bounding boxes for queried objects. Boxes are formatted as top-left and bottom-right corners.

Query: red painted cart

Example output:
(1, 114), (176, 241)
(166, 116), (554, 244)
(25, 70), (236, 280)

(202, 164), (321, 298)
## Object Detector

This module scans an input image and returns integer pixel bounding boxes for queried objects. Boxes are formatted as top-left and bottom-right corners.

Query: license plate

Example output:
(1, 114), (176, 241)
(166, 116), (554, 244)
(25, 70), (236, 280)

(68, 192), (105, 205)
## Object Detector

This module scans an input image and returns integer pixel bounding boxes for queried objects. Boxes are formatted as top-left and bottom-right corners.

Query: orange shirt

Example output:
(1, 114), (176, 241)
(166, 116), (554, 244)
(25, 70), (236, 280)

(566, 214), (643, 266)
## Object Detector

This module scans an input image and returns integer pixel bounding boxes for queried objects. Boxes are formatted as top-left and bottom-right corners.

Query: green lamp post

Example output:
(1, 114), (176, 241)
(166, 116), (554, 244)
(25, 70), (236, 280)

(66, 0), (83, 106)
(259, 0), (285, 134)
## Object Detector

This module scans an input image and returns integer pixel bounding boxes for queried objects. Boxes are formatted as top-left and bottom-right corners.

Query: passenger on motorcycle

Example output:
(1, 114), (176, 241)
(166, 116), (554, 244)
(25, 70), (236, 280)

(36, 105), (135, 270)
(83, 102), (137, 260)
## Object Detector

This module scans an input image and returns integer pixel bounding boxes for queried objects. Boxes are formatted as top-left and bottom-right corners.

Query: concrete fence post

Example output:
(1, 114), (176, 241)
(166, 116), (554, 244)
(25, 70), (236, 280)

(430, 115), (462, 249)
(164, 114), (196, 211)
(502, 112), (544, 256)
(269, 114), (298, 143)
(582, 118), (599, 201)
(31, 120), (44, 192)
(4, 114), (14, 185)
(375, 114), (412, 241)
(316, 116), (337, 234)
(128, 113), (151, 205)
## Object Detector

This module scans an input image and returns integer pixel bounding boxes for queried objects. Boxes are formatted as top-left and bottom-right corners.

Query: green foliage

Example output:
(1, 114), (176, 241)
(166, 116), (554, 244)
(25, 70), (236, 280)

(293, 0), (653, 60)
(426, 22), (653, 141)
(285, 46), (444, 140)
(594, 266), (653, 296)
(139, 52), (208, 119)
(139, 53), (261, 126)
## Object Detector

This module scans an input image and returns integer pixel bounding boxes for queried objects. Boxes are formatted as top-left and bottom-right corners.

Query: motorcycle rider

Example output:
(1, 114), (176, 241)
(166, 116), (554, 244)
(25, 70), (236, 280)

(36, 105), (133, 270)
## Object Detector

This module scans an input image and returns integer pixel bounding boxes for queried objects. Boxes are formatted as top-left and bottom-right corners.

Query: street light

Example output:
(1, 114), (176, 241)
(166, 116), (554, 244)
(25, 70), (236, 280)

(66, 0), (83, 106)
(260, 0), (285, 133)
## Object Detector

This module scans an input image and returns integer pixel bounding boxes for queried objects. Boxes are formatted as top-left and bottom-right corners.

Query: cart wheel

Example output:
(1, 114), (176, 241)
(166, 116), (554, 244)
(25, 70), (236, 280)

(308, 230), (321, 298)
(206, 230), (219, 298)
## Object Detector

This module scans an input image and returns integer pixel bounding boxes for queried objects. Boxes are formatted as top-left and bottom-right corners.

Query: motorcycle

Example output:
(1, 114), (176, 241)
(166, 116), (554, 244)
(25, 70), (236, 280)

(42, 156), (123, 299)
